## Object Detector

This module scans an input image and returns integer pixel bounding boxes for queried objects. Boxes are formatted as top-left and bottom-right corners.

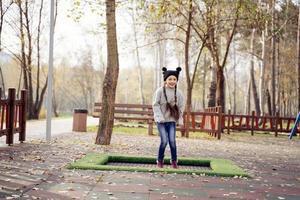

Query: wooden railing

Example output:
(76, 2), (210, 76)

(93, 103), (300, 139)
(224, 110), (300, 137)
(185, 109), (300, 139)
(0, 88), (27, 145)
(181, 106), (222, 139)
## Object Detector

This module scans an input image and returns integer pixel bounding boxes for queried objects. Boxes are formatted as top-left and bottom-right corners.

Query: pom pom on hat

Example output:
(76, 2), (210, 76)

(162, 67), (182, 81)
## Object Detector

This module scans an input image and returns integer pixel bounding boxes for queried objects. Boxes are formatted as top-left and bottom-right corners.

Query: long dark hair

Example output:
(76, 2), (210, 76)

(163, 86), (180, 120)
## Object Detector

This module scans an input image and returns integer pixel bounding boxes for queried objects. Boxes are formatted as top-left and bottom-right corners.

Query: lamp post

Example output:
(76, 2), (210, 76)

(46, 0), (55, 142)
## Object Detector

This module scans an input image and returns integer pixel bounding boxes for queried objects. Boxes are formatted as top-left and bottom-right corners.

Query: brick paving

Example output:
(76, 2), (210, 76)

(0, 129), (299, 199)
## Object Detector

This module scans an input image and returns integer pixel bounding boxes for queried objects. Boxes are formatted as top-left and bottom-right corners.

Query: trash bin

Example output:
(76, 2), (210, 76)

(72, 109), (88, 132)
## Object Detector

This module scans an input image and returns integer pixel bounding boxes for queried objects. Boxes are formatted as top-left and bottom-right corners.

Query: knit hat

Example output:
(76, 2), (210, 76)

(162, 67), (182, 81)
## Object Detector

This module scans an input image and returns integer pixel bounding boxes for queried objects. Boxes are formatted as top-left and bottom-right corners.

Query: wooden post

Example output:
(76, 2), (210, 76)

(191, 113), (195, 131)
(19, 90), (27, 142)
(7, 88), (16, 145)
(185, 111), (190, 138)
(251, 111), (255, 136)
(275, 111), (279, 137)
(148, 120), (153, 136)
(227, 109), (231, 134)
(217, 106), (222, 140)
(181, 112), (186, 137)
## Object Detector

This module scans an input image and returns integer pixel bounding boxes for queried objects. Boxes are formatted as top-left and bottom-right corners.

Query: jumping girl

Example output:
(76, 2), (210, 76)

(152, 67), (185, 168)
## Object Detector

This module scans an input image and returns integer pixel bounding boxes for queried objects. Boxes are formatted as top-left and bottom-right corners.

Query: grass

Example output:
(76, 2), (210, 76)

(87, 122), (290, 140)
(67, 153), (249, 177)
(88, 123), (159, 136)
(87, 122), (216, 140)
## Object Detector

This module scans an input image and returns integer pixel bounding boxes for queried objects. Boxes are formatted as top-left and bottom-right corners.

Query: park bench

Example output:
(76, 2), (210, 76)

(93, 103), (155, 135)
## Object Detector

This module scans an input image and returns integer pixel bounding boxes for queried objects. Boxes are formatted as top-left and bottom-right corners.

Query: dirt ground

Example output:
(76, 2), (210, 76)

(0, 131), (299, 199)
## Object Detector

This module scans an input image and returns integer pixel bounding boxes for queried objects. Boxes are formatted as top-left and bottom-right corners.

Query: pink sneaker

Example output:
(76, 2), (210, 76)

(171, 160), (178, 169)
(157, 160), (164, 168)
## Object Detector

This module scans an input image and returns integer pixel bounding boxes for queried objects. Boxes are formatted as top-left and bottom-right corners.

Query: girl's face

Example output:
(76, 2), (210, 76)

(165, 75), (178, 88)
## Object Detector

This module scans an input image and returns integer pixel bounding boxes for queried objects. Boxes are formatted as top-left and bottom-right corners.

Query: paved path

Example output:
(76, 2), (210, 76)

(25, 116), (99, 139)
(0, 119), (299, 199)
(0, 116), (99, 146)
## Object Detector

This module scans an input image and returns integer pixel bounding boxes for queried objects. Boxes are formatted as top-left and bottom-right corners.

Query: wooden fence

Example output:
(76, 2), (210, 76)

(186, 108), (300, 139)
(0, 88), (27, 145)
(181, 106), (222, 139)
(93, 103), (300, 139)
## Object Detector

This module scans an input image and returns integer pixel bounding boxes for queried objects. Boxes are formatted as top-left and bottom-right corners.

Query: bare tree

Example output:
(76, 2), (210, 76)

(259, 23), (267, 116)
(297, 5), (300, 111)
(15, 0), (57, 119)
(0, 0), (12, 51)
(250, 28), (261, 116)
(233, 41), (237, 114)
(245, 75), (251, 115)
(271, 0), (276, 115)
(205, 1), (242, 112)
(131, 9), (145, 104)
(0, 0), (13, 97)
(202, 53), (208, 109)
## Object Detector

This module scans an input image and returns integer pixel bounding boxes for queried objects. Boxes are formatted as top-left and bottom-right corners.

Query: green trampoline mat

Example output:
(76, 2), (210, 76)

(67, 154), (249, 177)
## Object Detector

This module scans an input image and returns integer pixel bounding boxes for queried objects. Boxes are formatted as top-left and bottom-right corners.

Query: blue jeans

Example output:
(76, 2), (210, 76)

(157, 122), (177, 162)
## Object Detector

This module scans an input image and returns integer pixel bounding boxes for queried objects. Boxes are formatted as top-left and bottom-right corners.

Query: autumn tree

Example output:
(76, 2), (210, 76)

(95, 0), (119, 145)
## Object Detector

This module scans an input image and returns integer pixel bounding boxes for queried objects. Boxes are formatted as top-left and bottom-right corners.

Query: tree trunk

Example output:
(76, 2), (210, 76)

(131, 11), (145, 104)
(245, 77), (251, 115)
(271, 0), (276, 115)
(34, 0), (44, 115)
(202, 53), (208, 109)
(52, 75), (59, 117)
(259, 26), (267, 116)
(216, 67), (225, 112)
(266, 88), (272, 116)
(250, 29), (261, 116)
(154, 43), (158, 91)
(183, 0), (193, 138)
(23, 1), (34, 119)
(95, 0), (119, 145)
(224, 67), (231, 111)
(282, 90), (286, 117)
(157, 39), (165, 88)
(297, 5), (300, 112)
(207, 65), (216, 107)
(233, 41), (237, 114)
(0, 66), (5, 98)
(276, 38), (281, 115)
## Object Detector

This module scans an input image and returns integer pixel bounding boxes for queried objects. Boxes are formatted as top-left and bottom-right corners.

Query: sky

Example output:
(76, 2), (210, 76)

(54, 0), (166, 70)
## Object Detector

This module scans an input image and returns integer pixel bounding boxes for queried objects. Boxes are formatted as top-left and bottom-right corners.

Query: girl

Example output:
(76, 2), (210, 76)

(152, 67), (185, 168)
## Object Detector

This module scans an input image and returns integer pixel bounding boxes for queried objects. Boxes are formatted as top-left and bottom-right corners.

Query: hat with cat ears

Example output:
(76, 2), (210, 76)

(162, 67), (182, 81)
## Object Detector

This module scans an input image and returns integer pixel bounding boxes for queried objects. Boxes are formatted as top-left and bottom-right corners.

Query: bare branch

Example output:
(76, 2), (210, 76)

(137, 37), (185, 49)
(191, 42), (206, 89)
